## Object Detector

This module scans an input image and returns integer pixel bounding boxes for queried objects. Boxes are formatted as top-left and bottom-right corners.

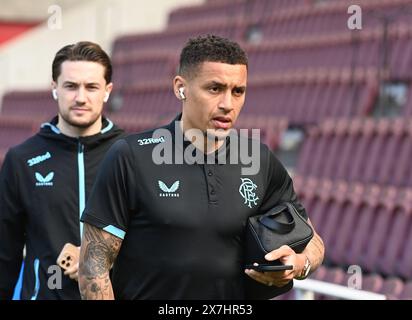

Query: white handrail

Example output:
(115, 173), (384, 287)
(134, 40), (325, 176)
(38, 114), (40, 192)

(293, 279), (387, 300)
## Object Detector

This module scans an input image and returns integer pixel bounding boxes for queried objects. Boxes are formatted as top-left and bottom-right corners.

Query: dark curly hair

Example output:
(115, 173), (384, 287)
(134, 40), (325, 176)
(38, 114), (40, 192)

(178, 34), (248, 78)
(52, 41), (112, 84)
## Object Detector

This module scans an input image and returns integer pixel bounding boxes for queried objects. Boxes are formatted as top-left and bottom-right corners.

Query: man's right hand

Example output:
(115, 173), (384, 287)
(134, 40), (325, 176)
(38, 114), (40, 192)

(64, 262), (79, 281)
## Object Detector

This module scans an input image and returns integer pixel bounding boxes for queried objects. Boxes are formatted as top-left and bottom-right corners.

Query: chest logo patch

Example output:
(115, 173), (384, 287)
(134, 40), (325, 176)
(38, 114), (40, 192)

(27, 151), (51, 167)
(35, 172), (54, 187)
(158, 180), (180, 197)
(239, 178), (259, 208)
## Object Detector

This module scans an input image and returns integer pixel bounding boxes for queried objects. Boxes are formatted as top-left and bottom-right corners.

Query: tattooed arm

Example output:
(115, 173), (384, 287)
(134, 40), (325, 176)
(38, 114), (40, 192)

(78, 223), (122, 300)
(301, 219), (325, 274)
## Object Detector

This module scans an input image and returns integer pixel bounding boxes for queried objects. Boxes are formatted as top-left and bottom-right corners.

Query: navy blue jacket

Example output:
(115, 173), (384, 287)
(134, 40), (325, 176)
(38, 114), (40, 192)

(0, 116), (124, 299)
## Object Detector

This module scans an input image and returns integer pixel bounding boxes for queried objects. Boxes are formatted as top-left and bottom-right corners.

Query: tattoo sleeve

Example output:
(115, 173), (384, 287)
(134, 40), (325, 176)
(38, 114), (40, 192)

(78, 223), (122, 300)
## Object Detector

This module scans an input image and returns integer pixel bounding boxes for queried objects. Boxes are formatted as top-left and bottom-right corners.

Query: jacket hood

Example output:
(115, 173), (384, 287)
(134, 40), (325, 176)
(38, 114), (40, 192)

(37, 115), (125, 150)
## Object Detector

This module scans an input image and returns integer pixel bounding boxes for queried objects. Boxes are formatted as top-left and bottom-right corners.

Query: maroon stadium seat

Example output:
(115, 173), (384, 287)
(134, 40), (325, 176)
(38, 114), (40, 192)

(381, 277), (404, 300)
(400, 281), (412, 300)
(112, 51), (178, 86)
(0, 116), (39, 155)
(362, 274), (384, 293)
(1, 91), (55, 118)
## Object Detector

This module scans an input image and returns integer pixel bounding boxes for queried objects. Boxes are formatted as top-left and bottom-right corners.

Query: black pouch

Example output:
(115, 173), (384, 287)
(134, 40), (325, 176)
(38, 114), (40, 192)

(244, 202), (313, 299)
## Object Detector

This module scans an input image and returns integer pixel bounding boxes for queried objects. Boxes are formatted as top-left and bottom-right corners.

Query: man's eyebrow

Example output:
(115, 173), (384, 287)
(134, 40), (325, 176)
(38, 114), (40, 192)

(62, 81), (101, 86)
(63, 81), (78, 85)
(206, 81), (246, 91)
(208, 81), (227, 88)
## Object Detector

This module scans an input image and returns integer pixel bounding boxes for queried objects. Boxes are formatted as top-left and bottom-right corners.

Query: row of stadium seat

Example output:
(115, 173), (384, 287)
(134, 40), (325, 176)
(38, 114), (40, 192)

(111, 68), (379, 125)
(247, 23), (412, 79)
(112, 51), (178, 85)
(0, 116), (39, 155)
(294, 175), (412, 279)
(113, 0), (412, 54)
(0, 68), (382, 125)
(168, 0), (305, 27)
(1, 91), (55, 118)
(112, 23), (412, 86)
(244, 68), (377, 124)
(297, 118), (412, 187)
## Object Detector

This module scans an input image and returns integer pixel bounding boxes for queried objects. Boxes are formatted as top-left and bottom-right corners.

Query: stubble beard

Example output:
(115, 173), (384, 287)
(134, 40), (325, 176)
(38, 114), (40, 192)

(59, 111), (101, 129)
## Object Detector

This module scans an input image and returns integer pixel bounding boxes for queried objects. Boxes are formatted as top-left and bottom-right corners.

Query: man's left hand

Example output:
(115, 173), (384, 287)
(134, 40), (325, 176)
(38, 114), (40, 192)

(244, 245), (306, 287)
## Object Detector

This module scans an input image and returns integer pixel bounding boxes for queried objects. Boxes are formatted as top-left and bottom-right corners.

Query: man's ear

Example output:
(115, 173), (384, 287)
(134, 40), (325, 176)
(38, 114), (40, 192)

(105, 82), (113, 94)
(173, 76), (186, 101)
(104, 83), (113, 103)
(51, 81), (58, 100)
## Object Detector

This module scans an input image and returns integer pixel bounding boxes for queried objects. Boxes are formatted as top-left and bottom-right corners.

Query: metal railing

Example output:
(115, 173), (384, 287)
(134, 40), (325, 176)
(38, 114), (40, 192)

(293, 279), (386, 300)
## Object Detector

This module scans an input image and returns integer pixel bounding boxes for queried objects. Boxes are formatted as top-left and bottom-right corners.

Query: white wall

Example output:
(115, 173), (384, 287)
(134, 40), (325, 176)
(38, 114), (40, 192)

(0, 0), (203, 109)
(0, 0), (85, 21)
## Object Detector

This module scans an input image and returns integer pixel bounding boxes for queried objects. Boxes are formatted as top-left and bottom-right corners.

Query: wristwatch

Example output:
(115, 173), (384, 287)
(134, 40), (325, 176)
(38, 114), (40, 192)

(295, 255), (311, 280)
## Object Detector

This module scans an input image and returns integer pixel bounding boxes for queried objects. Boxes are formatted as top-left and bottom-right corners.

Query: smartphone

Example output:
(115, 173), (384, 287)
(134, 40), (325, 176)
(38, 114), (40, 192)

(245, 263), (293, 272)
(56, 243), (80, 270)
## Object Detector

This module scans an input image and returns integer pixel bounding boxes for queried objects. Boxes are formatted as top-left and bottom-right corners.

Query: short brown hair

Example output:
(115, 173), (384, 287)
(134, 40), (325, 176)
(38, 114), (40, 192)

(52, 41), (112, 83)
